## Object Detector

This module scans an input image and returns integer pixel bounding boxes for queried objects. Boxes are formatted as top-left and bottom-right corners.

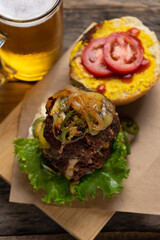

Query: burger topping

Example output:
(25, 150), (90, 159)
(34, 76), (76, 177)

(127, 27), (140, 37)
(103, 32), (143, 74)
(65, 158), (79, 179)
(82, 37), (114, 77)
(82, 30), (145, 77)
(32, 86), (121, 182)
(96, 83), (106, 94)
(45, 85), (115, 146)
(32, 117), (45, 139)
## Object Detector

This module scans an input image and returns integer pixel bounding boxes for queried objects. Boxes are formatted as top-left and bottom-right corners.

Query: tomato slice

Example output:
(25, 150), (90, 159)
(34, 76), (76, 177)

(103, 32), (143, 74)
(82, 37), (114, 77)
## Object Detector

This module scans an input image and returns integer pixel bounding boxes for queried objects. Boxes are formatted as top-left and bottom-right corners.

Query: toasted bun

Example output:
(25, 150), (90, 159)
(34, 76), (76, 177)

(70, 17), (160, 105)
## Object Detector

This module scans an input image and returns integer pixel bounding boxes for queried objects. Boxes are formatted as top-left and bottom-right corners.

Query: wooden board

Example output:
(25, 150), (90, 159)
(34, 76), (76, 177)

(1, 1), (160, 237)
(0, 88), (114, 240)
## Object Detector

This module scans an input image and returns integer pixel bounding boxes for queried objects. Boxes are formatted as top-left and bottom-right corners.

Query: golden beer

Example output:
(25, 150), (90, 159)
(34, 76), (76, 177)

(0, 0), (63, 81)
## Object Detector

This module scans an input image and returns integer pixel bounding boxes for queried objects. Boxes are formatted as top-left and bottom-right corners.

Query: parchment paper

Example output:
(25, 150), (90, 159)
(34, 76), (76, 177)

(10, 43), (160, 214)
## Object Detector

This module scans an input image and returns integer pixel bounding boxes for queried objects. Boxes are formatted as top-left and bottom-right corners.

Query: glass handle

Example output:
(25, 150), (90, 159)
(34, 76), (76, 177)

(0, 32), (7, 47)
(0, 32), (8, 84)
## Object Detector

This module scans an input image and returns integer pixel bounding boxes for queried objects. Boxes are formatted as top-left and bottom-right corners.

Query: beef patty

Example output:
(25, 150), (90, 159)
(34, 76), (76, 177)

(43, 113), (120, 182)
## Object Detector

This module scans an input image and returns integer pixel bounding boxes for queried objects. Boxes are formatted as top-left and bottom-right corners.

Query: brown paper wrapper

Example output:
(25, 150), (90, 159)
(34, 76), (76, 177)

(10, 42), (160, 214)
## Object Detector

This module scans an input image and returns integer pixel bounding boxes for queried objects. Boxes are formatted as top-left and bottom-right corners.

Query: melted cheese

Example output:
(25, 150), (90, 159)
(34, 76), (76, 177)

(65, 158), (79, 179)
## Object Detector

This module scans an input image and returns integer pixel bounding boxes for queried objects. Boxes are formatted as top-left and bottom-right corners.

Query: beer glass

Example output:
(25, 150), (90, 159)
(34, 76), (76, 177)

(0, 0), (63, 83)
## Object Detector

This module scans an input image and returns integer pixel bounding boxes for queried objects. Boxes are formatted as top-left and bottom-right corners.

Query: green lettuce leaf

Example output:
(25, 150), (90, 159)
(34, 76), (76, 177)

(13, 131), (130, 205)
(14, 138), (74, 205)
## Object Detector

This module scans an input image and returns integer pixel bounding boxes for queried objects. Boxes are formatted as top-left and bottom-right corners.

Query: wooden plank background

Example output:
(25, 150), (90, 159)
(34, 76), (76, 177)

(1, 0), (160, 239)
(1, 232), (160, 240)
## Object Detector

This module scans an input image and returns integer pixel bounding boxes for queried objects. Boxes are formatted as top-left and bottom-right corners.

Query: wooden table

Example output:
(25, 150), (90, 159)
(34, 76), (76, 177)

(1, 0), (160, 239)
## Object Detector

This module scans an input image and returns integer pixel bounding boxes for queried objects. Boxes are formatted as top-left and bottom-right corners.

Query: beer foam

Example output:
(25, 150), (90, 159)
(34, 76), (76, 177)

(0, 0), (59, 21)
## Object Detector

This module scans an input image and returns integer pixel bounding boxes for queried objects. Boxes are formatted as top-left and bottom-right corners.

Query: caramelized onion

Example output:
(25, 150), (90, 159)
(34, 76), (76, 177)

(65, 84), (79, 93)
(67, 93), (83, 111)
(49, 98), (60, 116)
(53, 90), (70, 99)
(82, 109), (92, 131)
(46, 97), (54, 112)
(87, 109), (104, 131)
(47, 84), (115, 139)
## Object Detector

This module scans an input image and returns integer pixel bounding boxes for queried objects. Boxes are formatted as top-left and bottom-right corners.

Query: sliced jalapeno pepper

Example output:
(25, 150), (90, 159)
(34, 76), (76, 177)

(123, 131), (131, 154)
(32, 117), (45, 138)
(121, 117), (139, 135)
(38, 124), (50, 149)
(61, 110), (77, 129)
